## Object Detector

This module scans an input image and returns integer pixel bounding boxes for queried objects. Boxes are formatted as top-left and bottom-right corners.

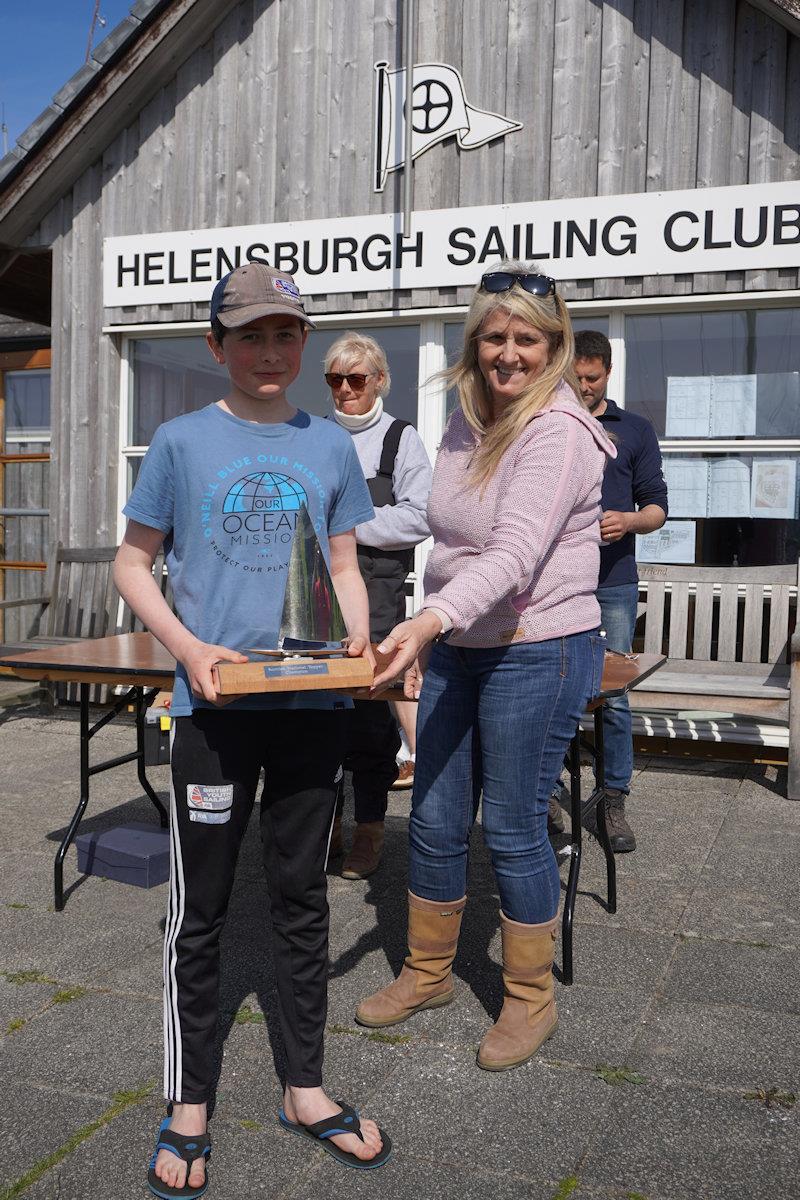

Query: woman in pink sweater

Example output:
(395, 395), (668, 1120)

(356, 263), (616, 1071)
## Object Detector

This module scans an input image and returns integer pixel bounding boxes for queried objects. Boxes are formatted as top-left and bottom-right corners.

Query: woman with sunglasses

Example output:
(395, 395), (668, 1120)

(356, 263), (616, 1070)
(325, 333), (433, 879)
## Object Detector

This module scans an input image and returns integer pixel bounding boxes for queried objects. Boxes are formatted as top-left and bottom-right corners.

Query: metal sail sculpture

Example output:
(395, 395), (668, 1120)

(278, 504), (347, 646)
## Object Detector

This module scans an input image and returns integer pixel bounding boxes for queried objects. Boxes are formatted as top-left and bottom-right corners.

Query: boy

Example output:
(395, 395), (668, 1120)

(114, 263), (391, 1198)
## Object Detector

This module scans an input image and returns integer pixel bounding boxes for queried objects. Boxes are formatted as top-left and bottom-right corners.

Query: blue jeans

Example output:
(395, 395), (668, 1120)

(408, 632), (604, 924)
(597, 583), (640, 794)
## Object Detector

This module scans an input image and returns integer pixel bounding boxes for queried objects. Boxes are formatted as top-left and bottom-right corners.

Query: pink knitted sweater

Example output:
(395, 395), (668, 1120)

(422, 383), (617, 647)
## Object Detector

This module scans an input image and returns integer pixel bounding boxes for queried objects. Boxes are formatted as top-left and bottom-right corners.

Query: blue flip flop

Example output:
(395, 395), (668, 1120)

(278, 1100), (392, 1169)
(147, 1115), (212, 1199)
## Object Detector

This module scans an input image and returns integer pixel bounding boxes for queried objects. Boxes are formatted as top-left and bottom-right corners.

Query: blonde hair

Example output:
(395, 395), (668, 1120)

(447, 261), (579, 491)
(324, 332), (391, 398)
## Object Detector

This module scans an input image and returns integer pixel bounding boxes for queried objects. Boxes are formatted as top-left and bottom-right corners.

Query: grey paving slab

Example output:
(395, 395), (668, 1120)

(21, 1101), (319, 1200)
(297, 1160), (565, 1200)
(0, 902), (164, 986)
(696, 835), (800, 902)
(662, 938), (800, 1015)
(6, 989), (162, 1096)
(367, 1043), (611, 1183)
(0, 976), (55, 1031)
(679, 884), (800, 947)
(629, 996), (800, 1093)
(0, 1082), (110, 1194)
(580, 1079), (800, 1200)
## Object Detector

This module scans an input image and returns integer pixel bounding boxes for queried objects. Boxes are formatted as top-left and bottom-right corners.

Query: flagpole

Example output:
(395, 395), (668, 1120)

(402, 0), (415, 235)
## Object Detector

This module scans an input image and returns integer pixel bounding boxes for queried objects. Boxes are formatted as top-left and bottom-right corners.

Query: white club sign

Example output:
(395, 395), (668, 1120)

(103, 180), (800, 307)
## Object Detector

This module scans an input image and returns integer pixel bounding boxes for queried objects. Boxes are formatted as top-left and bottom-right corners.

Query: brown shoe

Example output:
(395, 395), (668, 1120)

(603, 795), (636, 853)
(392, 761), (415, 789)
(341, 821), (384, 879)
(355, 891), (466, 1027)
(477, 911), (559, 1071)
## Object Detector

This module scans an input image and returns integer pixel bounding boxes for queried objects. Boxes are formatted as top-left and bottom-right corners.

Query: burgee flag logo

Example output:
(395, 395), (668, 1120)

(373, 61), (523, 192)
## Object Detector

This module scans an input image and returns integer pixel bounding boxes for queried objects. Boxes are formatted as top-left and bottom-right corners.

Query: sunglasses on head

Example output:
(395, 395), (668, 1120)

(324, 372), (377, 391)
(479, 271), (557, 297)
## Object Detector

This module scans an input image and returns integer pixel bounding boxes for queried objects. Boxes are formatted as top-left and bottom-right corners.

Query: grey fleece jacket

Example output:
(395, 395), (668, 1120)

(340, 409), (433, 551)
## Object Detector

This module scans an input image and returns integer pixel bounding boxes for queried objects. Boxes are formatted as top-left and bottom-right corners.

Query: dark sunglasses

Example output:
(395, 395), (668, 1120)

(479, 271), (556, 297)
(324, 372), (377, 391)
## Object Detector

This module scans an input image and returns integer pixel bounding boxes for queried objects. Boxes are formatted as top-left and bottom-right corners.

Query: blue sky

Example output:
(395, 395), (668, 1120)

(1, 1), (134, 152)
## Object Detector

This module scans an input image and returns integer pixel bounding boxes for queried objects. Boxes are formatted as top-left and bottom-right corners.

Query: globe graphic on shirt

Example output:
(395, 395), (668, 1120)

(222, 471), (308, 515)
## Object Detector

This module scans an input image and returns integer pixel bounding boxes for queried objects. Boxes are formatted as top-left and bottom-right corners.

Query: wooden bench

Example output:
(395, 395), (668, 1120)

(629, 562), (800, 798)
(0, 544), (170, 702)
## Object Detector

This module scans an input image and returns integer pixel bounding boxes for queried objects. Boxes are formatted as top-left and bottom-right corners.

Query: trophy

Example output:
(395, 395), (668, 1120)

(213, 505), (374, 694)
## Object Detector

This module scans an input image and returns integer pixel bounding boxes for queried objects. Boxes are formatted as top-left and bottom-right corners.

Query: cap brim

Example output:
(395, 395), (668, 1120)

(216, 302), (316, 330)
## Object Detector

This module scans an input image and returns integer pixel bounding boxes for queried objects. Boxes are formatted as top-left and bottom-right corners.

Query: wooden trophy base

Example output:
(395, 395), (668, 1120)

(214, 648), (374, 695)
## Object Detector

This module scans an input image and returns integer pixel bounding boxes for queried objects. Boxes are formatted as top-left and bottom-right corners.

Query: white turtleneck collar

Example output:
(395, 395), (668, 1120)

(332, 395), (384, 432)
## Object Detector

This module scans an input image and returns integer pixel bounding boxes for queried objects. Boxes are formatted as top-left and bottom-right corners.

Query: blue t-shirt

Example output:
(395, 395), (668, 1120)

(124, 403), (374, 715)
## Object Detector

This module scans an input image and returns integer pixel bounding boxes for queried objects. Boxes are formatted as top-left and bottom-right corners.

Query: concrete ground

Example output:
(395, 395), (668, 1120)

(0, 703), (798, 1200)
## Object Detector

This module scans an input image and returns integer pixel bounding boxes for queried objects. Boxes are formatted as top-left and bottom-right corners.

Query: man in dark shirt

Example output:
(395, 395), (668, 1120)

(575, 330), (668, 852)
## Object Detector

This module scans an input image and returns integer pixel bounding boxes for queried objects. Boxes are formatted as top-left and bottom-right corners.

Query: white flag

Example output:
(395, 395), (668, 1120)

(373, 61), (523, 192)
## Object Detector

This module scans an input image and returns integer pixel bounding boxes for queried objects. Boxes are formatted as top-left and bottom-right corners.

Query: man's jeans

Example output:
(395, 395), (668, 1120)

(597, 583), (640, 794)
(408, 632), (604, 925)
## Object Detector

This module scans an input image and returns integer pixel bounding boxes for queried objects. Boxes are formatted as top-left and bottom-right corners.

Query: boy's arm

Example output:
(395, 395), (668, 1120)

(328, 529), (374, 666)
(114, 520), (247, 702)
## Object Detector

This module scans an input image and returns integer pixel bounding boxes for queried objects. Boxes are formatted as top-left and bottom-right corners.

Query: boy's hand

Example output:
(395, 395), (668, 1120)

(343, 635), (377, 671)
(181, 641), (249, 705)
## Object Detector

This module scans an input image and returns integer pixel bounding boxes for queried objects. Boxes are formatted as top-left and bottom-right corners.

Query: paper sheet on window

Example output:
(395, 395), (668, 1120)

(636, 521), (696, 565)
(707, 458), (751, 517)
(665, 378), (712, 438)
(710, 375), (757, 437)
(662, 458), (708, 517)
(750, 459), (797, 520)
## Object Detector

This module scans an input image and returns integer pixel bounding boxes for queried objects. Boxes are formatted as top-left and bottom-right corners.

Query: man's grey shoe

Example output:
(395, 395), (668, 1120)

(584, 791), (636, 854)
(547, 788), (566, 834)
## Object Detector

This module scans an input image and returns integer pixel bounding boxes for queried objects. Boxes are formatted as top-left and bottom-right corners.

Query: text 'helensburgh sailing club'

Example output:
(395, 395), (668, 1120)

(103, 181), (800, 306)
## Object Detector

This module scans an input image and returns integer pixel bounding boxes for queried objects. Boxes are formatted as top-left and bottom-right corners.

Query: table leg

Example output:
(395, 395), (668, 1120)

(135, 689), (168, 827)
(592, 706), (617, 913)
(54, 683), (91, 912)
(53, 685), (169, 911)
(561, 728), (583, 986)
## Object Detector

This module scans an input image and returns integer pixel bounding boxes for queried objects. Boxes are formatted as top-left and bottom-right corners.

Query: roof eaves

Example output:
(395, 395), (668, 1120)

(0, 1), (172, 192)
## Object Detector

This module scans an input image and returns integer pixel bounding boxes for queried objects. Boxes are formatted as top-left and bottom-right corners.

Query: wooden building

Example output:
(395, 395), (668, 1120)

(0, 0), (798, 636)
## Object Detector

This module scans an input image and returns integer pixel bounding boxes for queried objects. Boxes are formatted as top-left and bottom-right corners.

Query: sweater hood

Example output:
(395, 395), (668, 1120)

(541, 381), (618, 461)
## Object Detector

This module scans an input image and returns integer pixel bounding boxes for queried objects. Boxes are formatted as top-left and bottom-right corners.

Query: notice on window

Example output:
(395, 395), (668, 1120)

(710, 375), (757, 437)
(751, 459), (797, 520)
(707, 457), (751, 518)
(636, 521), (696, 565)
(665, 378), (712, 438)
(665, 374), (757, 437)
(662, 458), (708, 518)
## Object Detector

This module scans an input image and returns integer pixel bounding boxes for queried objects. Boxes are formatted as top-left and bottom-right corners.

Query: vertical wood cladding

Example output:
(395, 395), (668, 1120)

(22, 0), (800, 544)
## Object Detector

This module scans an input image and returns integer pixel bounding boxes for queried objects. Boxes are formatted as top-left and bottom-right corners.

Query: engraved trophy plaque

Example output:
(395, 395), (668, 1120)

(213, 505), (373, 694)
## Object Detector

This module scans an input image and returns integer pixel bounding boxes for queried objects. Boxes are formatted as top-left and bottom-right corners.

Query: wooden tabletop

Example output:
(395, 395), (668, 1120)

(0, 634), (665, 703)
(0, 633), (175, 688)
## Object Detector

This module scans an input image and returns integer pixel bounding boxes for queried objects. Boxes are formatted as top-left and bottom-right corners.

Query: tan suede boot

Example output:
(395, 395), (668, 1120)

(355, 891), (466, 1027)
(477, 911), (559, 1071)
(341, 820), (384, 879)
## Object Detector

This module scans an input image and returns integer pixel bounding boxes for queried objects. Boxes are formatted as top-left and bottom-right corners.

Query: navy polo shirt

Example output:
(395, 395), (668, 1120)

(595, 398), (668, 589)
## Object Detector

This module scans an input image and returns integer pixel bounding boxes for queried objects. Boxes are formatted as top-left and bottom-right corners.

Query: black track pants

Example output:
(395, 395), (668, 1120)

(164, 707), (344, 1103)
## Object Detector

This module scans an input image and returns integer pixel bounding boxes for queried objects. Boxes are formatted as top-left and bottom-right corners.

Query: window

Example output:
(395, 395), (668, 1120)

(5, 369), (51, 439)
(626, 306), (800, 568)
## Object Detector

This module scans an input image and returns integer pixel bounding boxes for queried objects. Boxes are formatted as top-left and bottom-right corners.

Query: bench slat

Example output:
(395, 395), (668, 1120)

(717, 585), (739, 661)
(667, 582), (689, 658)
(635, 671), (789, 699)
(643, 582), (665, 654)
(768, 586), (790, 664)
(692, 582), (715, 661)
(741, 584), (764, 663)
